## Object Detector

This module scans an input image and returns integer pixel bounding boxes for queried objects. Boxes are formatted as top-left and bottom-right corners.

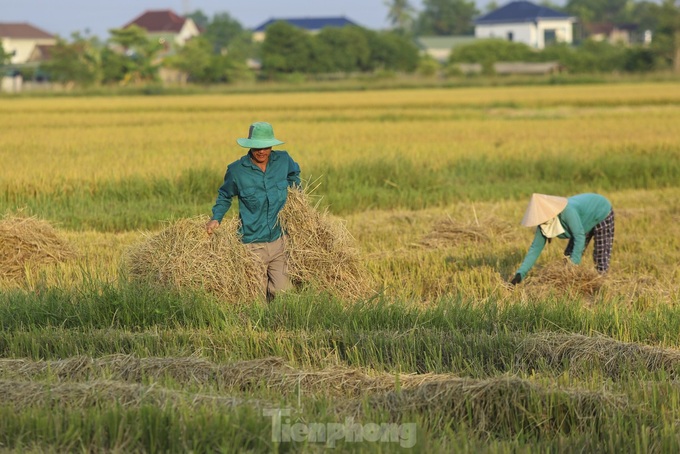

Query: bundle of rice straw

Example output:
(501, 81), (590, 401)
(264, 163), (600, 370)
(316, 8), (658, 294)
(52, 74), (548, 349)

(524, 259), (604, 296)
(279, 187), (376, 300)
(518, 332), (680, 379)
(124, 216), (265, 303)
(348, 375), (625, 437)
(421, 214), (513, 247)
(0, 214), (77, 282)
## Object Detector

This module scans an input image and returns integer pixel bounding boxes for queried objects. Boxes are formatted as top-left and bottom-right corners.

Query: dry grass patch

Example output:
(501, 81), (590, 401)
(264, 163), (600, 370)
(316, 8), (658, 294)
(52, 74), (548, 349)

(421, 215), (514, 248)
(601, 273), (672, 306)
(0, 214), (77, 284)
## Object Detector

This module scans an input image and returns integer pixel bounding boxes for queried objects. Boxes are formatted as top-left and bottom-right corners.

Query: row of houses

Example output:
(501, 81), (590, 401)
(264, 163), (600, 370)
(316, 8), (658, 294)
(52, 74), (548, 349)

(1, 1), (646, 74)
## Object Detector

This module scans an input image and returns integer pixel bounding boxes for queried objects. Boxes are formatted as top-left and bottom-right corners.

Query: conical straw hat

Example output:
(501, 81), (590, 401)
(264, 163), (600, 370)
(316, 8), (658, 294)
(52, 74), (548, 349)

(521, 193), (568, 227)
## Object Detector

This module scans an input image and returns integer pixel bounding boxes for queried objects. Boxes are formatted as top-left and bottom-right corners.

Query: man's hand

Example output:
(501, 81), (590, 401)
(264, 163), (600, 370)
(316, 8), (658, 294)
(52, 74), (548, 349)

(510, 273), (522, 285)
(205, 219), (220, 235)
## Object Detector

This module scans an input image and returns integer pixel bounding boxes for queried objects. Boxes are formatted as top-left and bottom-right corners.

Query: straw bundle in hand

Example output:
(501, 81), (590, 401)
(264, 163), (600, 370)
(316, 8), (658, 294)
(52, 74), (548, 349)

(279, 187), (375, 300)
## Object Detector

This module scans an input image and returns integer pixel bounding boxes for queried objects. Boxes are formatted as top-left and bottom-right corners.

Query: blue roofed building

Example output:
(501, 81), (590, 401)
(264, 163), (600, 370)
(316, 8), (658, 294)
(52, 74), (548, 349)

(252, 16), (360, 42)
(474, 1), (575, 49)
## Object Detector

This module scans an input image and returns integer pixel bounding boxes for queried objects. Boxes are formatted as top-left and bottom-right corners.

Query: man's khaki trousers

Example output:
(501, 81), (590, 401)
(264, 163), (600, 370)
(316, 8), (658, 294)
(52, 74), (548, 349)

(246, 236), (291, 301)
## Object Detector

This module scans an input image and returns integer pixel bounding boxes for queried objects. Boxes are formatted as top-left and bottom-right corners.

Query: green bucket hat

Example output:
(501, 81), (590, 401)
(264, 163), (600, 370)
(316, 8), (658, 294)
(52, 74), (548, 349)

(236, 122), (285, 149)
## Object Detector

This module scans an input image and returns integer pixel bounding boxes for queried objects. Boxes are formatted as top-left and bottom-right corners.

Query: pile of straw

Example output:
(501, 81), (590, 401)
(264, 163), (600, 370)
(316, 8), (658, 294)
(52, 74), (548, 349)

(524, 259), (604, 296)
(518, 332), (680, 379)
(124, 186), (374, 302)
(278, 188), (376, 300)
(124, 216), (265, 303)
(0, 379), (243, 410)
(0, 214), (77, 282)
(0, 355), (442, 398)
(421, 215), (513, 247)
(351, 375), (626, 437)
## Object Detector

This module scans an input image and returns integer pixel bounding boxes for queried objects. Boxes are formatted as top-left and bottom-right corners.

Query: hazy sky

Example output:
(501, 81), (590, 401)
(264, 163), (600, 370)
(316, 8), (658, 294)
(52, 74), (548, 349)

(1, 0), (440, 39)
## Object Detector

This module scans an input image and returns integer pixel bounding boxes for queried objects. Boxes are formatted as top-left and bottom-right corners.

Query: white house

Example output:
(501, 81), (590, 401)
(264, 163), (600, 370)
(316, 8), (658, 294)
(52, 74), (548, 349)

(0, 22), (56, 65)
(474, 1), (575, 49)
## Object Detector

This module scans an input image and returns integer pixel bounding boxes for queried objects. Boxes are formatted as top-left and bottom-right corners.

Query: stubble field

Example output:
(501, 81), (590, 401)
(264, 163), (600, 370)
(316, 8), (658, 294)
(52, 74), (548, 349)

(1, 82), (680, 452)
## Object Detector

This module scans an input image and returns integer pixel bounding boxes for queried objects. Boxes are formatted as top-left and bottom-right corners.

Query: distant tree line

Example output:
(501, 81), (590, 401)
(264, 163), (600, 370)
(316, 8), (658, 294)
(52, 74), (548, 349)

(3, 0), (680, 87)
(260, 22), (419, 77)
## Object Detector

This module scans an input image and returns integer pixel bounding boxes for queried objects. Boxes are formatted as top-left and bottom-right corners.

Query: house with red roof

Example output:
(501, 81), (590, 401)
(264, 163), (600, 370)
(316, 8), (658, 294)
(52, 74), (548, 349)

(123, 10), (200, 48)
(0, 22), (56, 64)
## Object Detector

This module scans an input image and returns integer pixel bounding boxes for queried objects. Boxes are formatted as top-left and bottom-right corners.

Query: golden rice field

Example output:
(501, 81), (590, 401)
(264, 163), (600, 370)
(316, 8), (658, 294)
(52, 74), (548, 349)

(1, 82), (680, 452)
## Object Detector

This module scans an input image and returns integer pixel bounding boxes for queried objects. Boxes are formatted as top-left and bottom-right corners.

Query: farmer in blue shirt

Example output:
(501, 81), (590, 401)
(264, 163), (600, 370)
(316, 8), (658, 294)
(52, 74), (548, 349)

(206, 122), (301, 301)
(510, 193), (615, 285)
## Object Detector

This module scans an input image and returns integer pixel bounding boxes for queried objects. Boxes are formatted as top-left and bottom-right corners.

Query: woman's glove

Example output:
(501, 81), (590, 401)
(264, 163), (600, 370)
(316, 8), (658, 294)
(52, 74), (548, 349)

(510, 273), (522, 285)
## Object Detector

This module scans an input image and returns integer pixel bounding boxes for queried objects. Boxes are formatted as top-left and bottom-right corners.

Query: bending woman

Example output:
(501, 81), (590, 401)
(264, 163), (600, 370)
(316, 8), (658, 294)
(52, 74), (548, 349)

(511, 193), (614, 285)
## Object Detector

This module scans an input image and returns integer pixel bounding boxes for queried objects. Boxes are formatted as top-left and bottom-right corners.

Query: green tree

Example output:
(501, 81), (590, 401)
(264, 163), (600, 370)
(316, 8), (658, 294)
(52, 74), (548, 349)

(261, 21), (314, 76)
(629, 1), (662, 35)
(0, 39), (11, 77)
(315, 26), (371, 72)
(364, 30), (420, 71)
(0, 39), (10, 65)
(100, 46), (129, 83)
(385, 0), (417, 34)
(652, 0), (680, 72)
(204, 12), (247, 54)
(40, 33), (101, 86)
(565, 0), (629, 25)
(165, 35), (247, 83)
(416, 0), (479, 35)
(107, 25), (163, 83)
(165, 35), (213, 82)
(448, 39), (536, 64)
(485, 1), (499, 13)
(186, 10), (209, 30)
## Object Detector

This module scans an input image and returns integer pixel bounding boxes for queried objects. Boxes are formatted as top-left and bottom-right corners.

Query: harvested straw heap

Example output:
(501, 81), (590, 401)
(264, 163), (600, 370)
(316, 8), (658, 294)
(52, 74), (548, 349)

(518, 332), (680, 379)
(124, 187), (374, 302)
(124, 216), (265, 303)
(524, 259), (604, 296)
(0, 214), (77, 282)
(421, 214), (513, 247)
(278, 187), (375, 300)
